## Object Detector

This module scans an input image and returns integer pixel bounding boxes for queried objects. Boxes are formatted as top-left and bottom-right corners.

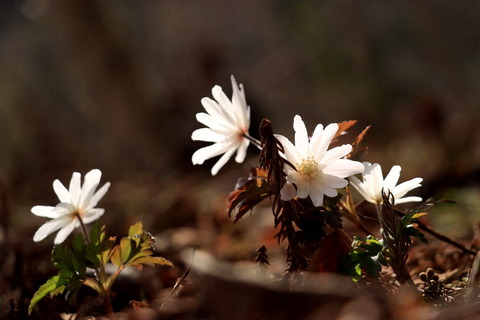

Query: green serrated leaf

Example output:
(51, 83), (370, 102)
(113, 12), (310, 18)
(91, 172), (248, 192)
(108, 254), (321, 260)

(72, 232), (85, 253)
(406, 226), (428, 244)
(110, 246), (122, 267)
(101, 236), (116, 265)
(89, 221), (102, 245)
(52, 245), (72, 271)
(127, 256), (173, 267)
(28, 270), (73, 314)
(85, 244), (101, 268)
(128, 222), (144, 245)
(119, 237), (133, 263)
(70, 248), (86, 278)
(129, 249), (154, 262)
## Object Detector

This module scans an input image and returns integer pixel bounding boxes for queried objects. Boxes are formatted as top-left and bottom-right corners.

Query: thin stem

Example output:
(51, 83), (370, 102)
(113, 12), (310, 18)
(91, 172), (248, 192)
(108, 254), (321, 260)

(75, 213), (116, 319)
(243, 133), (262, 149)
(76, 213), (91, 244)
(393, 208), (477, 256)
(375, 202), (384, 235)
(338, 201), (374, 236)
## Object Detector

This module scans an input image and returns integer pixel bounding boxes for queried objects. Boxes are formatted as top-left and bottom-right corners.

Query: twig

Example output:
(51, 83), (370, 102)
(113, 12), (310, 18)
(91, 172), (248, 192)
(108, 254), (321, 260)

(160, 248), (195, 311)
(393, 208), (477, 256)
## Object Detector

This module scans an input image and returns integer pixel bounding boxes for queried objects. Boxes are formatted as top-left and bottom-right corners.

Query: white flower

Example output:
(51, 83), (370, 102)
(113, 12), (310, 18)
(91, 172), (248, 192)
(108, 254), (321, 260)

(191, 75), (251, 175)
(32, 169), (111, 244)
(275, 115), (364, 207)
(349, 162), (423, 204)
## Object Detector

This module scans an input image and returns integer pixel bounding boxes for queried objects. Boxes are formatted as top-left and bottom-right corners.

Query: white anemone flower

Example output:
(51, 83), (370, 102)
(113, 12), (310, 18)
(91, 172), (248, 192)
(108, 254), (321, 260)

(32, 169), (110, 244)
(192, 75), (251, 175)
(275, 115), (364, 207)
(349, 162), (423, 204)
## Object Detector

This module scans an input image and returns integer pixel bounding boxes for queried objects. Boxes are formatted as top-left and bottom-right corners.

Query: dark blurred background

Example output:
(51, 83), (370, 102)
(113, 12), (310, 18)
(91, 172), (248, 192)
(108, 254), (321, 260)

(0, 0), (479, 254)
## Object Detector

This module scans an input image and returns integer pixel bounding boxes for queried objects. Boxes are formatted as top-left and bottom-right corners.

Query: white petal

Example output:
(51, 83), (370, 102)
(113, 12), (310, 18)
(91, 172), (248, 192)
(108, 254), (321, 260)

(323, 159), (364, 178)
(89, 182), (110, 209)
(293, 115), (309, 155)
(383, 165), (401, 193)
(82, 208), (105, 224)
(392, 177), (422, 199)
(230, 76), (249, 130)
(192, 141), (235, 165)
(55, 202), (76, 213)
(79, 169), (102, 209)
(395, 196), (423, 204)
(274, 134), (302, 166)
(211, 147), (236, 175)
(321, 144), (352, 165)
(349, 176), (376, 203)
(201, 98), (236, 130)
(308, 184), (325, 207)
(234, 138), (250, 163)
(31, 205), (59, 218)
(363, 163), (383, 201)
(311, 123), (338, 159)
(196, 112), (234, 133)
(280, 182), (297, 201)
(69, 172), (82, 206)
(33, 216), (71, 242)
(211, 86), (237, 126)
(288, 172), (309, 198)
(54, 219), (78, 244)
(53, 179), (70, 203)
(313, 177), (339, 196)
(201, 97), (229, 122)
(192, 128), (225, 142)
(316, 173), (348, 189)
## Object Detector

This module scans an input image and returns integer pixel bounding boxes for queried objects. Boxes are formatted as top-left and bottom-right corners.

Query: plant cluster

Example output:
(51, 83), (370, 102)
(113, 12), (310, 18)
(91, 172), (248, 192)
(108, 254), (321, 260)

(191, 76), (477, 293)
(29, 76), (477, 318)
(29, 170), (172, 318)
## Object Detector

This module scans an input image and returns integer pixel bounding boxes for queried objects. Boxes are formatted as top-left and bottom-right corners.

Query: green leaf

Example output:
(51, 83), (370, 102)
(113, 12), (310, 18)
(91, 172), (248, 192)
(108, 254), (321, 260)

(410, 212), (428, 220)
(129, 249), (154, 262)
(72, 232), (85, 254)
(406, 226), (428, 244)
(51, 245), (72, 271)
(110, 246), (122, 267)
(100, 236), (116, 265)
(128, 222), (144, 246)
(119, 237), (133, 263)
(127, 256), (173, 267)
(28, 270), (73, 314)
(89, 221), (103, 245)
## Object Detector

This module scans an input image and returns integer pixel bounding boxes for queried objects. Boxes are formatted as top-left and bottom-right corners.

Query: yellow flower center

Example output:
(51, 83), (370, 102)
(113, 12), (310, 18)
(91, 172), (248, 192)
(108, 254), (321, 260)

(298, 157), (319, 179)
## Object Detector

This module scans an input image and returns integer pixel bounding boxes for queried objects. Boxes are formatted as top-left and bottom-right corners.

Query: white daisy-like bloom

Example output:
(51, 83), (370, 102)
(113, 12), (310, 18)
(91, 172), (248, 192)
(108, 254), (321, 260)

(274, 115), (364, 207)
(191, 75), (251, 175)
(32, 169), (110, 244)
(349, 162), (423, 204)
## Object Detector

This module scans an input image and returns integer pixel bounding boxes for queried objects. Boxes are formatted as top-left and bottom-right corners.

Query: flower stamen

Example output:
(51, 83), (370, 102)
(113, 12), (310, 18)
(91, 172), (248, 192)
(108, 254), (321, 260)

(298, 157), (319, 179)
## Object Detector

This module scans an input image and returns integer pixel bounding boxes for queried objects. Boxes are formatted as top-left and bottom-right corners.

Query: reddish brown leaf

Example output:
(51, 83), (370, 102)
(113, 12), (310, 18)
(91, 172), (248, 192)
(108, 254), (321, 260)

(227, 167), (270, 222)
(349, 125), (370, 160)
(333, 120), (357, 140)
(309, 229), (352, 273)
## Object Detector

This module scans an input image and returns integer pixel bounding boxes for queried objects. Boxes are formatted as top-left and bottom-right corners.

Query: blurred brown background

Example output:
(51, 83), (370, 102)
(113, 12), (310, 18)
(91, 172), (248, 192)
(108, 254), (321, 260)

(0, 0), (479, 245)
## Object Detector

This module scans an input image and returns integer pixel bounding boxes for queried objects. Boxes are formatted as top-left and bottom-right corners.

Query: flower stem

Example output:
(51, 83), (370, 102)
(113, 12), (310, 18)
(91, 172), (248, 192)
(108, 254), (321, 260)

(76, 213), (91, 243)
(75, 213), (115, 319)
(243, 133), (262, 149)
(375, 202), (384, 236)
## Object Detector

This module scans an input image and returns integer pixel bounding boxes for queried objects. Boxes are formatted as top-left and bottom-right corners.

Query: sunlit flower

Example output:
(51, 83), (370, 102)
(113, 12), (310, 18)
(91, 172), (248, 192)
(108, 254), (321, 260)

(275, 115), (364, 207)
(191, 76), (251, 175)
(32, 169), (110, 244)
(349, 162), (423, 204)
